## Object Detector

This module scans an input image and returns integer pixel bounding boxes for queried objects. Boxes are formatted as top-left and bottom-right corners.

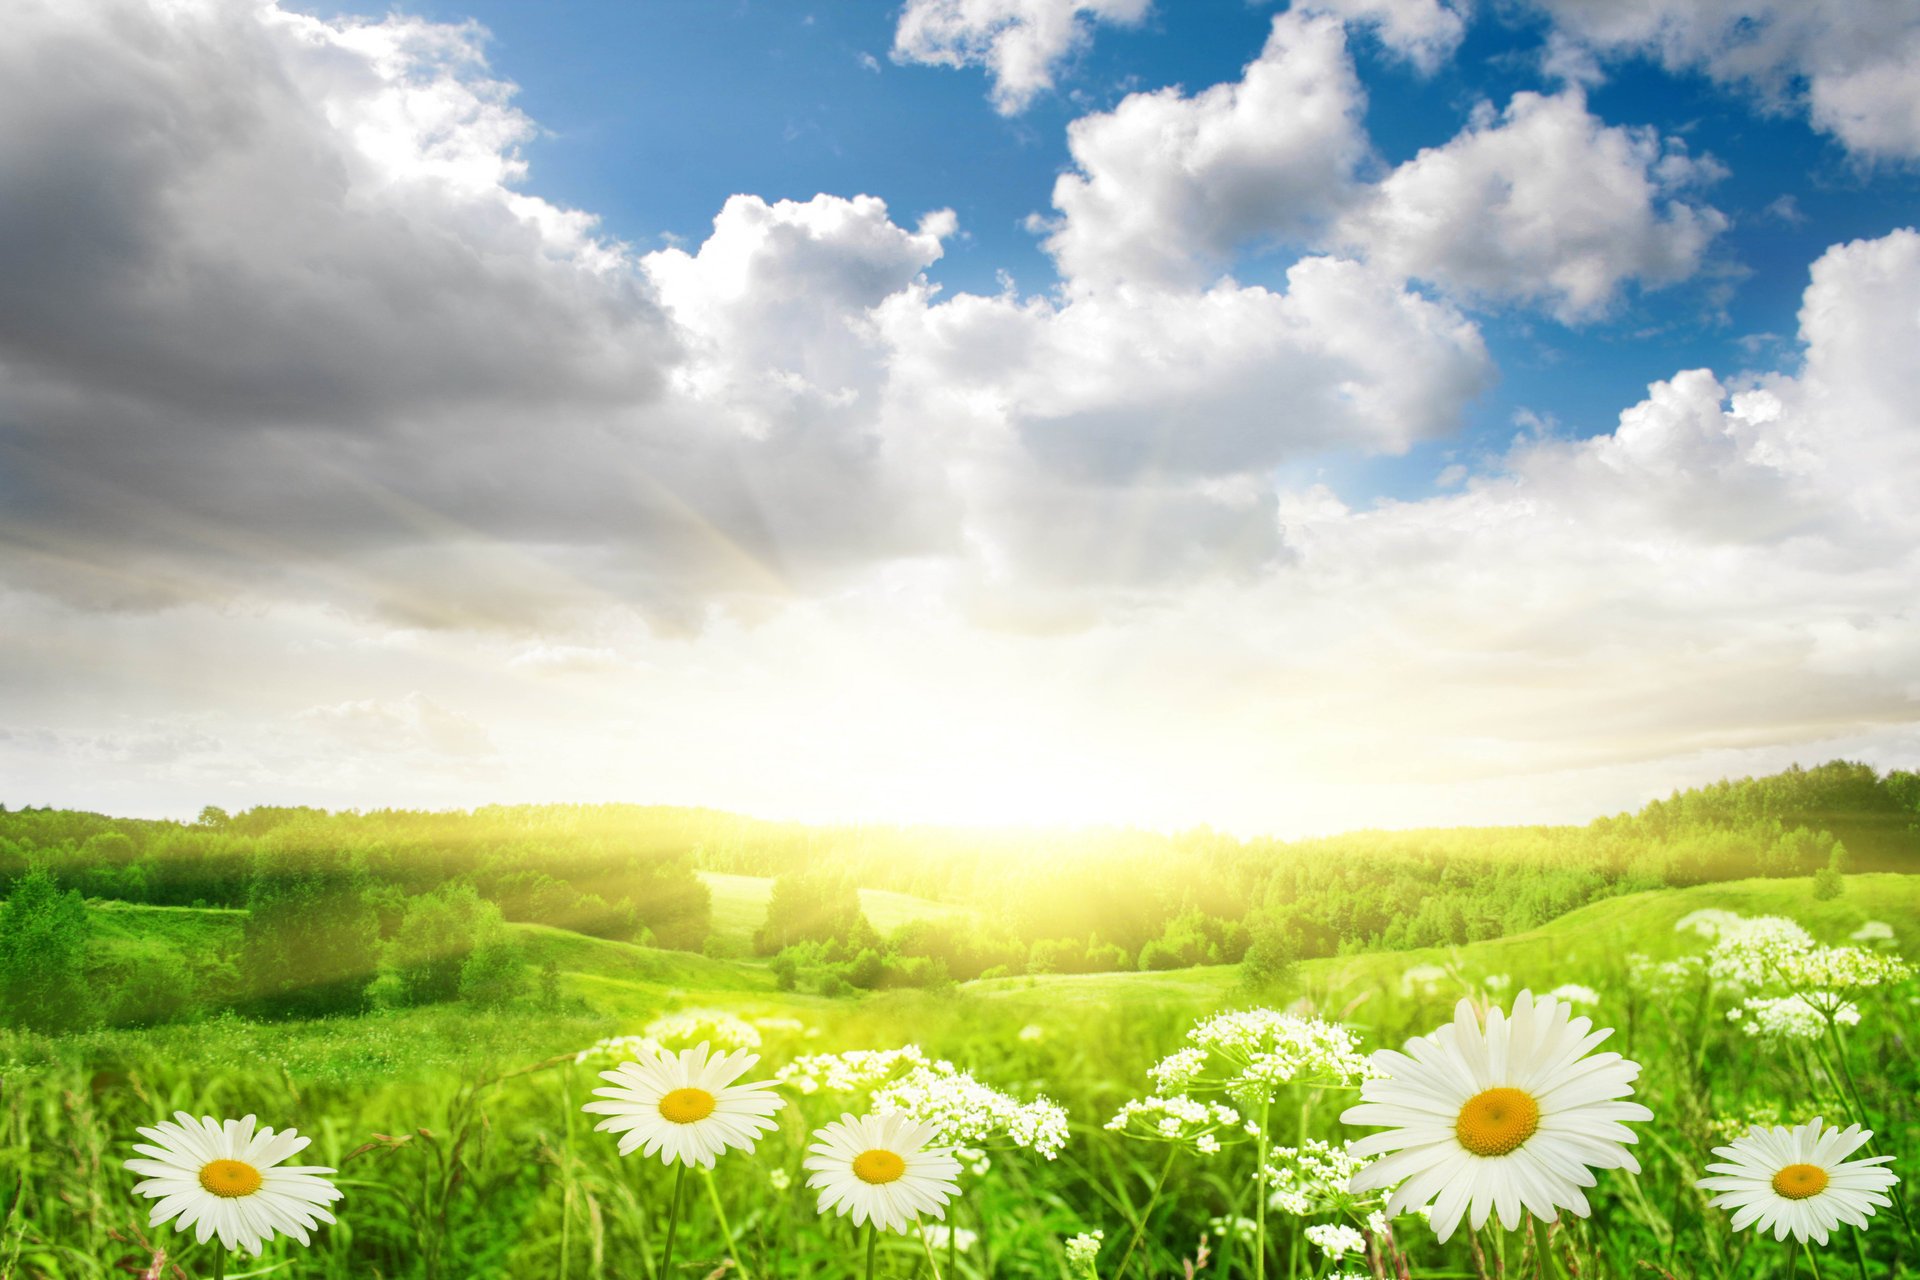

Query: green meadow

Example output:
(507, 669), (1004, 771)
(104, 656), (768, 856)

(3, 763), (1919, 1279)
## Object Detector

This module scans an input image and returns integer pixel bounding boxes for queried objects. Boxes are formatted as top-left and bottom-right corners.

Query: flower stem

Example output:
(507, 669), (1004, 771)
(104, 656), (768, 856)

(1802, 1236), (1824, 1280)
(1825, 1016), (1920, 1252)
(212, 1252), (225, 1280)
(1114, 1147), (1179, 1280)
(661, 1163), (687, 1278)
(1847, 1228), (1871, 1280)
(1254, 1103), (1270, 1280)
(702, 1167), (746, 1280)
(865, 1222), (877, 1280)
(916, 1220), (947, 1280)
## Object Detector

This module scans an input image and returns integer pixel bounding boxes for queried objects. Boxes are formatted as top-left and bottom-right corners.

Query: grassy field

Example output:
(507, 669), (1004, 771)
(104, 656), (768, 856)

(4, 874), (1916, 1279)
(699, 871), (976, 949)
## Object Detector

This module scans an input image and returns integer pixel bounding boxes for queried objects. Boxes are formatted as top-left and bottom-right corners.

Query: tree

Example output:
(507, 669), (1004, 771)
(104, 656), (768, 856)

(386, 884), (511, 1006)
(242, 867), (379, 1019)
(0, 867), (94, 1031)
(753, 870), (876, 954)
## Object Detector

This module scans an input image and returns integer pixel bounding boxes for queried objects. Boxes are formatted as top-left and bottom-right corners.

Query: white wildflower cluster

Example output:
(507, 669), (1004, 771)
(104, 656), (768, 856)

(1852, 921), (1897, 945)
(1208, 1215), (1257, 1243)
(1709, 1104), (1818, 1144)
(1147, 1048), (1207, 1092)
(1305, 1222), (1367, 1262)
(1482, 974), (1511, 991)
(776, 1046), (933, 1094)
(1689, 911), (1913, 1028)
(1264, 1139), (1377, 1216)
(1676, 908), (1746, 939)
(1064, 1230), (1104, 1275)
(1548, 983), (1600, 1006)
(1626, 953), (1704, 998)
(1329, 1272), (1373, 1280)
(1018, 1024), (1047, 1043)
(574, 1033), (662, 1065)
(920, 1224), (977, 1253)
(1165, 1009), (1376, 1105)
(644, 1009), (763, 1051)
(1705, 915), (1819, 989)
(1732, 995), (1862, 1042)
(775, 1045), (1069, 1159)
(1779, 945), (1912, 993)
(1104, 1095), (1242, 1153)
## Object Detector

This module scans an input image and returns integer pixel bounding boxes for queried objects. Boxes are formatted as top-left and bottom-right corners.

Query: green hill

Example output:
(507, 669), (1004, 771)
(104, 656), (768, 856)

(962, 872), (1920, 1020)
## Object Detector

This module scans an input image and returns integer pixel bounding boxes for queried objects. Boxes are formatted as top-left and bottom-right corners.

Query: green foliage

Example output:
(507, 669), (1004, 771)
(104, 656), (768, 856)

(0, 868), (92, 1031)
(242, 861), (379, 1020)
(752, 869), (877, 955)
(386, 884), (503, 1005)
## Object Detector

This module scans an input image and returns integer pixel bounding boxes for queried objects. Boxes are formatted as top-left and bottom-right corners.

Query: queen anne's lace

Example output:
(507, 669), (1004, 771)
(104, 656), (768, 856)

(1264, 1139), (1377, 1215)
(776, 1046), (1069, 1159)
(1152, 1009), (1376, 1106)
(1105, 1094), (1241, 1152)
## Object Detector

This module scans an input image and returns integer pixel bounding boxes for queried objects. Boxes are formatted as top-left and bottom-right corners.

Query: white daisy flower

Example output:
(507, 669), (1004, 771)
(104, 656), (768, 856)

(582, 1040), (783, 1167)
(1697, 1118), (1899, 1244)
(803, 1112), (962, 1235)
(1341, 990), (1653, 1242)
(125, 1112), (341, 1258)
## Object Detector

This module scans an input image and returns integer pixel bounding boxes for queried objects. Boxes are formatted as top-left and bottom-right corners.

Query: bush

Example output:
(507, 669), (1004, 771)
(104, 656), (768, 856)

(1812, 866), (1845, 900)
(0, 867), (94, 1032)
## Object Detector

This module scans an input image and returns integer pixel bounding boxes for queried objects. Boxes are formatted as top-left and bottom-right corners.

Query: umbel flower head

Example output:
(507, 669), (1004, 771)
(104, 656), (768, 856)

(582, 1040), (783, 1167)
(776, 1045), (1070, 1160)
(1341, 991), (1652, 1242)
(804, 1112), (962, 1234)
(1697, 1118), (1899, 1244)
(126, 1113), (342, 1257)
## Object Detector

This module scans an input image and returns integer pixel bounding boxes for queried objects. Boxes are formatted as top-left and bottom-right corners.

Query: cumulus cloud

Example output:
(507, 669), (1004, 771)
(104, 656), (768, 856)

(0, 1), (957, 631)
(1296, 0), (1466, 72)
(1337, 90), (1727, 321)
(1041, 11), (1369, 290)
(891, 0), (1152, 114)
(1529, 0), (1920, 160)
(1252, 227), (1920, 782)
(873, 253), (1491, 602)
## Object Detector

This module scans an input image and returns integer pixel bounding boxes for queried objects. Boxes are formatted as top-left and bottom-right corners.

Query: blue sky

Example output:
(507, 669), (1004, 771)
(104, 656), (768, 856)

(379, 0), (1916, 501)
(1, 0), (1918, 832)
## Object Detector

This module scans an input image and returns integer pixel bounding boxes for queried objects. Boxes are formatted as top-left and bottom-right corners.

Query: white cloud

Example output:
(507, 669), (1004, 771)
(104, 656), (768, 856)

(873, 253), (1491, 599)
(1338, 90), (1727, 321)
(298, 692), (494, 757)
(1296, 0), (1466, 72)
(1530, 0), (1920, 160)
(891, 0), (1152, 115)
(1041, 11), (1369, 291)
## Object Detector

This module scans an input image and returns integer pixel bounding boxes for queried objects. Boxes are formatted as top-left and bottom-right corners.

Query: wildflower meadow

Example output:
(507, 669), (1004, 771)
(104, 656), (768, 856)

(4, 765), (1920, 1278)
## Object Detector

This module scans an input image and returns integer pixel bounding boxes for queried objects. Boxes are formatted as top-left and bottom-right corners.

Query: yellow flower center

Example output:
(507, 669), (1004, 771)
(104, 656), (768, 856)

(1455, 1087), (1540, 1157)
(852, 1149), (907, 1185)
(198, 1159), (263, 1199)
(657, 1088), (717, 1125)
(1773, 1163), (1830, 1200)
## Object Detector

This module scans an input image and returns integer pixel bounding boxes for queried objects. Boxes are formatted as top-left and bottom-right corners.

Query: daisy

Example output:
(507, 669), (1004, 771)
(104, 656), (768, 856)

(804, 1111), (962, 1235)
(126, 1112), (342, 1261)
(582, 1040), (784, 1167)
(1341, 990), (1652, 1242)
(1697, 1118), (1899, 1244)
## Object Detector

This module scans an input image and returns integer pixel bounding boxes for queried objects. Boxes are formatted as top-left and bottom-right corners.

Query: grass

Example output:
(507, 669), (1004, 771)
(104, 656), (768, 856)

(9, 872), (1917, 1279)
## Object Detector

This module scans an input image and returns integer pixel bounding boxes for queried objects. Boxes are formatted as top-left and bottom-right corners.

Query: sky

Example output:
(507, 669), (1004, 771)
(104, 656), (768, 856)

(2, 0), (1918, 836)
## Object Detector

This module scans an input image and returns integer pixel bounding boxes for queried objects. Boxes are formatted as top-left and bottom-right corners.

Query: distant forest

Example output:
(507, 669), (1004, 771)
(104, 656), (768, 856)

(1, 760), (1915, 1030)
